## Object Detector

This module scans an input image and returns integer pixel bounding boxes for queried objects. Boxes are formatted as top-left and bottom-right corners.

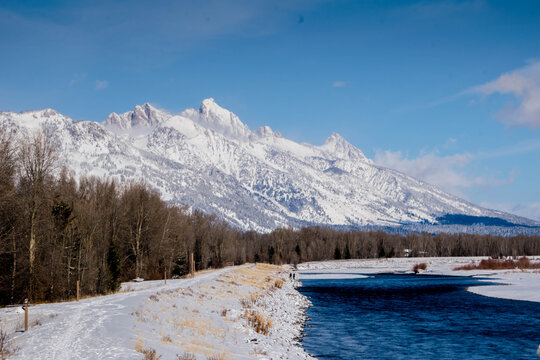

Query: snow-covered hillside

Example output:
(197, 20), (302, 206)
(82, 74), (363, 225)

(0, 99), (537, 232)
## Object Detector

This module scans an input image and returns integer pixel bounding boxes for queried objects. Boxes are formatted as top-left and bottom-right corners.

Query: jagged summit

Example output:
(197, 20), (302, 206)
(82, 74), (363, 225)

(320, 132), (368, 161)
(24, 108), (60, 117)
(181, 98), (251, 139)
(104, 103), (170, 131)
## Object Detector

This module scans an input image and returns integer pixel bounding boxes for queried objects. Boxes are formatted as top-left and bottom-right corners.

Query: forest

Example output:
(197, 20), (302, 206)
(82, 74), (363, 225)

(1, 130), (540, 305)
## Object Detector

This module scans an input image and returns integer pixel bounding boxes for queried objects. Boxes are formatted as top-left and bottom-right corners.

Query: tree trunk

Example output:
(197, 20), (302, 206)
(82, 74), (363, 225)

(29, 195), (38, 300)
(10, 234), (16, 304)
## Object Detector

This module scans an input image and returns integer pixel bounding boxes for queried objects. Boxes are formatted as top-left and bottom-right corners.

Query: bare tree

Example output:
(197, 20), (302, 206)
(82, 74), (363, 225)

(18, 131), (57, 299)
(0, 130), (18, 303)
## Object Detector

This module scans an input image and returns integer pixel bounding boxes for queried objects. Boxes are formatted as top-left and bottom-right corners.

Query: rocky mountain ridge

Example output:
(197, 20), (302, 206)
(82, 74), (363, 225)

(1, 99), (537, 233)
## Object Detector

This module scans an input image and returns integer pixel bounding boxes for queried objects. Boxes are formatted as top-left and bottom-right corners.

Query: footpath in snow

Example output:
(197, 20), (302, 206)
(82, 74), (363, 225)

(297, 256), (540, 303)
(0, 264), (313, 360)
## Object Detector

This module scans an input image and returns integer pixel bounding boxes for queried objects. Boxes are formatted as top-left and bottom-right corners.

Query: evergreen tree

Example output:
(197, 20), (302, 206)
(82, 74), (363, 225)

(344, 243), (351, 259)
(107, 238), (121, 292)
(334, 245), (342, 260)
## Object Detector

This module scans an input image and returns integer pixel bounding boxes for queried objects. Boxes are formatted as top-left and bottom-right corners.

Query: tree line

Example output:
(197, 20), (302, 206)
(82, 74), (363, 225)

(1, 130), (539, 305)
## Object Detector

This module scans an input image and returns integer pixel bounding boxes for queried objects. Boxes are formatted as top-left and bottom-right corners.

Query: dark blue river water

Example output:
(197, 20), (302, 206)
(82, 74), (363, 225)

(298, 273), (540, 359)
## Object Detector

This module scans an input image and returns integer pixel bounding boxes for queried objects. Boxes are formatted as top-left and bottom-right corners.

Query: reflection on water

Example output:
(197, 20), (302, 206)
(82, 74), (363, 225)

(299, 274), (540, 360)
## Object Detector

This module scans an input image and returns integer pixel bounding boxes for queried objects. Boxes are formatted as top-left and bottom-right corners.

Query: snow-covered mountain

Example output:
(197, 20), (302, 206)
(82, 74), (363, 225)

(1, 99), (537, 233)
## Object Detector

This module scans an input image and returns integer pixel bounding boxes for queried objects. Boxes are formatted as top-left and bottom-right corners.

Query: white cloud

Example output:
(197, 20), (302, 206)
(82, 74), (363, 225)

(443, 137), (457, 148)
(374, 149), (481, 196)
(481, 201), (540, 222)
(471, 61), (540, 128)
(69, 73), (87, 87)
(332, 81), (346, 88)
(373, 140), (535, 197)
(95, 80), (109, 90)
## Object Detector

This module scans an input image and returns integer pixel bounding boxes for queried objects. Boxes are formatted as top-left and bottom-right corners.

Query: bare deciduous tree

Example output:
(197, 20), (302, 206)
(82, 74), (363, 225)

(18, 131), (57, 299)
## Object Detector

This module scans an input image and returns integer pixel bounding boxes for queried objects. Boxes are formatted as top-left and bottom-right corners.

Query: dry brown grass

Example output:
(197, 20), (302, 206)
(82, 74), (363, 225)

(134, 337), (144, 352)
(175, 315), (225, 337)
(454, 257), (540, 271)
(161, 334), (172, 344)
(207, 354), (228, 360)
(412, 263), (427, 274)
(252, 346), (267, 356)
(225, 264), (282, 290)
(0, 326), (17, 360)
(240, 292), (263, 309)
(244, 310), (272, 335)
(182, 339), (227, 358)
(137, 347), (162, 360)
(133, 263), (283, 360)
(176, 353), (197, 360)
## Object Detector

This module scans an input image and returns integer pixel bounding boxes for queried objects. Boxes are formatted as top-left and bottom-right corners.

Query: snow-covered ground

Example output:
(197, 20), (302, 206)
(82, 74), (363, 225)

(0, 264), (313, 359)
(3, 257), (539, 359)
(297, 256), (540, 303)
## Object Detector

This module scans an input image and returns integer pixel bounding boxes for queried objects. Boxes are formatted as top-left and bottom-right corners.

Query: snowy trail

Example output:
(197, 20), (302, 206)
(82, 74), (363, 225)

(6, 267), (238, 360)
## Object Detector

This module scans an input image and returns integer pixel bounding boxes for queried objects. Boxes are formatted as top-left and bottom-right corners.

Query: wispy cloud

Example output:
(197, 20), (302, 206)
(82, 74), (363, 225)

(332, 81), (346, 88)
(0, 1), (324, 63)
(443, 137), (457, 148)
(95, 80), (109, 90)
(373, 138), (540, 196)
(469, 60), (540, 129)
(374, 149), (480, 196)
(481, 201), (540, 222)
(69, 73), (87, 87)
(392, 92), (464, 113)
(475, 138), (540, 159)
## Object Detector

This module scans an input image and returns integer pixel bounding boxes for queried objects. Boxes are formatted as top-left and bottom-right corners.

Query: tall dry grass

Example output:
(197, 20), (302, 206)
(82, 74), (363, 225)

(244, 310), (272, 335)
(454, 257), (540, 270)
(412, 263), (427, 273)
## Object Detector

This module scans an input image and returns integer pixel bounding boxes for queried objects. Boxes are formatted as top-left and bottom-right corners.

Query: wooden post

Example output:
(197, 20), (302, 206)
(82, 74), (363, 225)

(24, 298), (28, 332)
(76, 280), (80, 301)
(164, 271), (167, 285)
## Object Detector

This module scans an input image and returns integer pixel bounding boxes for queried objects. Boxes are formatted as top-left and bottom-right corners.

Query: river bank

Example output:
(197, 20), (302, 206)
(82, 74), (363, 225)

(0, 264), (313, 359)
(297, 256), (540, 303)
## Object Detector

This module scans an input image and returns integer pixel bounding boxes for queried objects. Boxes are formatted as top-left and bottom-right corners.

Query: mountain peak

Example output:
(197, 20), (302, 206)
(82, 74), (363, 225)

(104, 103), (170, 131)
(325, 132), (347, 145)
(201, 97), (216, 106)
(253, 125), (283, 139)
(186, 98), (251, 139)
(321, 132), (368, 161)
(19, 108), (61, 117)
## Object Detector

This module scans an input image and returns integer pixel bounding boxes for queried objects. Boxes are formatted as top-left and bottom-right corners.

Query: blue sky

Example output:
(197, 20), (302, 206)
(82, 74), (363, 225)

(1, 0), (540, 220)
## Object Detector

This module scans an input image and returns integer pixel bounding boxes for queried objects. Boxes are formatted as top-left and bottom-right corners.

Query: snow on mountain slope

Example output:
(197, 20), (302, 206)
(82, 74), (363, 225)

(0, 100), (537, 232)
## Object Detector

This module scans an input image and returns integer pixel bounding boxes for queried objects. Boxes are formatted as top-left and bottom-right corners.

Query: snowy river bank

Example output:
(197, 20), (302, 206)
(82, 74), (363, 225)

(297, 256), (540, 303)
(0, 264), (313, 359)
(3, 257), (540, 359)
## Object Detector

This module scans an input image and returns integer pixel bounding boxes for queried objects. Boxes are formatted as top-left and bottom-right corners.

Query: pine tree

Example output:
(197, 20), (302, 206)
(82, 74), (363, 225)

(334, 245), (342, 260)
(107, 238), (121, 292)
(344, 243), (351, 259)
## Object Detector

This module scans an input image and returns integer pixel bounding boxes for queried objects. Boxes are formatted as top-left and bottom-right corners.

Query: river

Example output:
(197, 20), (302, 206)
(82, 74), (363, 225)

(299, 273), (540, 359)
